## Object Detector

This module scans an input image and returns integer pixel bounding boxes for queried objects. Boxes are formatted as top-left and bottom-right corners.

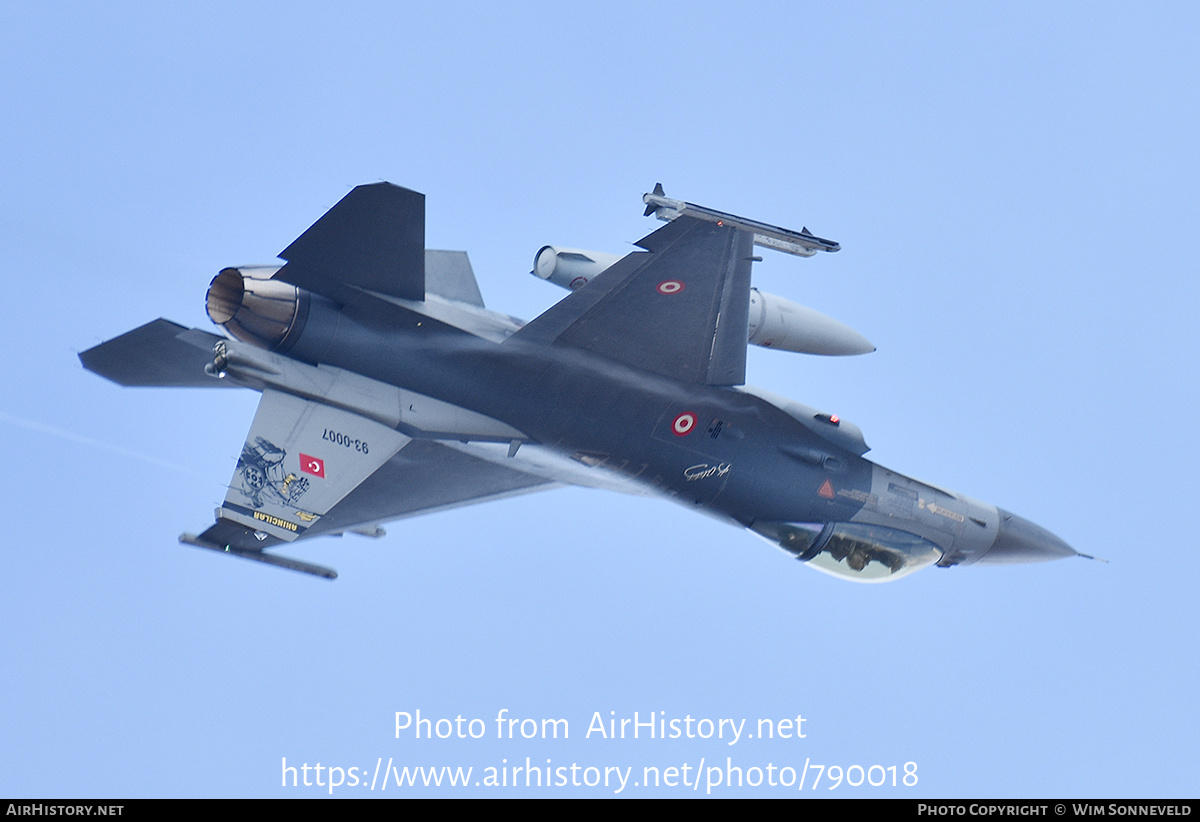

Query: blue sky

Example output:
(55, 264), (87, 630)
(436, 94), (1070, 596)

(2, 1), (1197, 797)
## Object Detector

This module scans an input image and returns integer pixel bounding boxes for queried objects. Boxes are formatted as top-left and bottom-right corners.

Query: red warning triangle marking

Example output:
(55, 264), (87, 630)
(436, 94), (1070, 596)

(817, 479), (834, 499)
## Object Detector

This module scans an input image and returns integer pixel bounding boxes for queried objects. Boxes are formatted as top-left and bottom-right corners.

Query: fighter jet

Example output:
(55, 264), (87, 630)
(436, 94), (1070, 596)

(79, 183), (1077, 581)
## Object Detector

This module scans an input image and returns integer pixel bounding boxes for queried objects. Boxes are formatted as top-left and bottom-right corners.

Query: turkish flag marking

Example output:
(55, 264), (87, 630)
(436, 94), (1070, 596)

(300, 454), (325, 478)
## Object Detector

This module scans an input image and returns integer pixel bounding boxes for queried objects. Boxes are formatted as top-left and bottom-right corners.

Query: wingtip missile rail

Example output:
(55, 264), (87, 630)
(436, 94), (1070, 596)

(179, 532), (338, 579)
(642, 183), (840, 257)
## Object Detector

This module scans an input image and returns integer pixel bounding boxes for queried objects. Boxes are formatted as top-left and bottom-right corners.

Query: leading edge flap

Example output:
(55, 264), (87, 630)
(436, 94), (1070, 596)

(218, 388), (412, 541)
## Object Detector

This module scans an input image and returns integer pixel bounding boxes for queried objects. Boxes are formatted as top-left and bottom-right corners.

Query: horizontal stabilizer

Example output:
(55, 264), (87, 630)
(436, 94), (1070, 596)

(79, 319), (230, 388)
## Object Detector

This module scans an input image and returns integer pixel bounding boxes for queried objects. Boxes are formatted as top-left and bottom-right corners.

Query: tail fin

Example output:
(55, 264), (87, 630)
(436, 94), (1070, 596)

(275, 183), (426, 302)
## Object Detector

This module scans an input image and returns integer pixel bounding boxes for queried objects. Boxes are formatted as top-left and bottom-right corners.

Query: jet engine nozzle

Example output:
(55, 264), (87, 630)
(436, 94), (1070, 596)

(205, 266), (304, 350)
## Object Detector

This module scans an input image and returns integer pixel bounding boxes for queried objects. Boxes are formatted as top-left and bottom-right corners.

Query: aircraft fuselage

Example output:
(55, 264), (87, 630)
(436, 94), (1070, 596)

(256, 288), (1070, 582)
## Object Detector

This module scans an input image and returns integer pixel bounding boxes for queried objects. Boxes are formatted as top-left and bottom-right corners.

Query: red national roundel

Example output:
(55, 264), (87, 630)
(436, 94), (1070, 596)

(656, 279), (685, 295)
(672, 412), (697, 436)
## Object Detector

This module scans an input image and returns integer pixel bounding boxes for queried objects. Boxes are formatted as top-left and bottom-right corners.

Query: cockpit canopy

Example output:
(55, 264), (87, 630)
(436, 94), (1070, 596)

(751, 521), (942, 583)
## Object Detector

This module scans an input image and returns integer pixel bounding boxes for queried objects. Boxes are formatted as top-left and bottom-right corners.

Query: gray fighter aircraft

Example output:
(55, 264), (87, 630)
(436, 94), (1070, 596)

(80, 183), (1077, 581)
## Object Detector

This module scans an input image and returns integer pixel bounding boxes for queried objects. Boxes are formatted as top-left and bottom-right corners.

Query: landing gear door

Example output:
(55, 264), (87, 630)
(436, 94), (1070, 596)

(219, 388), (412, 541)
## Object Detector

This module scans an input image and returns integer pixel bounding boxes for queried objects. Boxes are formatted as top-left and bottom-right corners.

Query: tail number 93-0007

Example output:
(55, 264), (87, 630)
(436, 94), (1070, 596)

(322, 428), (369, 454)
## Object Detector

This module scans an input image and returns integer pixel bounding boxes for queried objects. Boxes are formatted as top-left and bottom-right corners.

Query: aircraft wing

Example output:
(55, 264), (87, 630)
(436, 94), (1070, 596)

(212, 388), (416, 542)
(183, 389), (551, 577)
(512, 216), (755, 386)
(303, 438), (553, 537)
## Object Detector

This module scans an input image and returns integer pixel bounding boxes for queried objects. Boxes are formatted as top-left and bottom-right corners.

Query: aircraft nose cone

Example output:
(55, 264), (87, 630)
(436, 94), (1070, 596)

(976, 508), (1077, 565)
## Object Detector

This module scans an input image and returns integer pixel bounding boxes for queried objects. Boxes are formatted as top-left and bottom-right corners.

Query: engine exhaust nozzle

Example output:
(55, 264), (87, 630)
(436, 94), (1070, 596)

(205, 266), (303, 350)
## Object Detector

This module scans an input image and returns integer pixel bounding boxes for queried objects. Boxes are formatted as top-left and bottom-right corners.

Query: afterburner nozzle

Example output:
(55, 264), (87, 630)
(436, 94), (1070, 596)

(205, 266), (303, 350)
